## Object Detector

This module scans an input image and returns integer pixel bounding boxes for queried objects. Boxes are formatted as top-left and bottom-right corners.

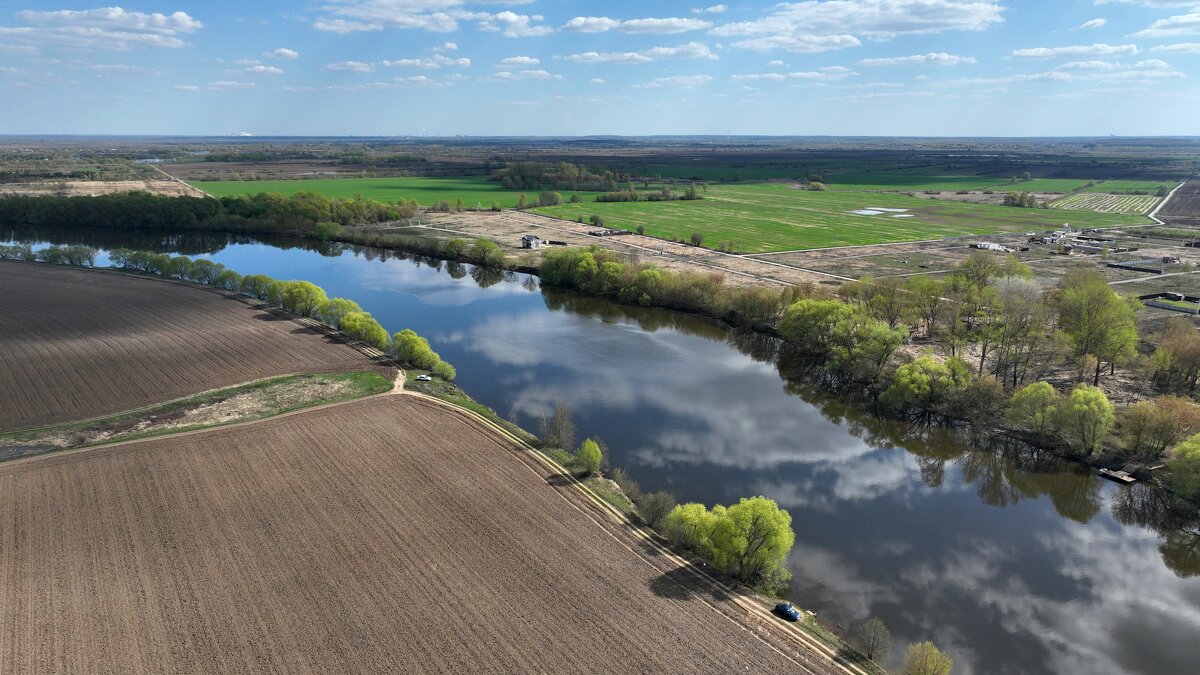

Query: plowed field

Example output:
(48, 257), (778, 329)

(0, 262), (375, 431)
(1159, 180), (1200, 227)
(0, 395), (821, 673)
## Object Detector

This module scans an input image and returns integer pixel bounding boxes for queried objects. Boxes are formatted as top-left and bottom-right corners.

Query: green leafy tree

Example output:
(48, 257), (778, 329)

(445, 238), (467, 260)
(1167, 433), (1200, 500)
(664, 503), (723, 558)
(779, 299), (857, 354)
(280, 280), (328, 318)
(1057, 269), (1139, 385)
(316, 297), (362, 328)
(709, 496), (795, 587)
(1007, 381), (1060, 437)
(881, 355), (973, 421)
(904, 642), (953, 675)
(338, 311), (389, 351)
(637, 491), (676, 530)
(1061, 384), (1115, 455)
(239, 274), (275, 300)
(576, 438), (602, 476)
(213, 269), (242, 292)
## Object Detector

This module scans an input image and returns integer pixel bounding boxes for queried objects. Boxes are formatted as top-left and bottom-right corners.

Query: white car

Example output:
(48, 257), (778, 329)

(415, 374), (432, 382)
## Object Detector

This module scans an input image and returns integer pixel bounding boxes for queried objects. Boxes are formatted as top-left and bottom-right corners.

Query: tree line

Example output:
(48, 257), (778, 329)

(6, 245), (458, 380)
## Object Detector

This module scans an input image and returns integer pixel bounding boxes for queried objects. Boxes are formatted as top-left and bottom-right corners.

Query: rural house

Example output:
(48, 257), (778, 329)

(521, 234), (542, 249)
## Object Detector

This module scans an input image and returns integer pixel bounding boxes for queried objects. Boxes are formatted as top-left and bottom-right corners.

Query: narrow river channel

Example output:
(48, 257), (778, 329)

(7, 227), (1200, 674)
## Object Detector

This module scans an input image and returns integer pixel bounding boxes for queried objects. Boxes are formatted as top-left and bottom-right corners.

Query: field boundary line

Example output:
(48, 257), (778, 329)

(149, 164), (216, 199)
(403, 390), (870, 675)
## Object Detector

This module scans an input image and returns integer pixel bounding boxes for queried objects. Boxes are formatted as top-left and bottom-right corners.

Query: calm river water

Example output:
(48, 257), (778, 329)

(7, 227), (1200, 674)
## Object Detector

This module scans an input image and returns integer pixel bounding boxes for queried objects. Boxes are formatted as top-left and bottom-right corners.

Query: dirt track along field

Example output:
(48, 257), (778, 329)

(0, 395), (827, 673)
(0, 262), (377, 430)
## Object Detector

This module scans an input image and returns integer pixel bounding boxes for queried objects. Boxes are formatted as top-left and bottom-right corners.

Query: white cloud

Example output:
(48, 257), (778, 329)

(1, 7), (203, 51)
(1011, 43), (1140, 58)
(380, 54), (470, 68)
(323, 60), (375, 73)
(1151, 42), (1200, 53)
(858, 52), (977, 66)
(693, 4), (728, 13)
(264, 47), (298, 59)
(477, 11), (552, 38)
(621, 18), (713, 34)
(393, 75), (452, 87)
(712, 0), (1004, 55)
(485, 69), (562, 81)
(638, 74), (713, 88)
(1096, 0), (1199, 6)
(312, 19), (384, 34)
(561, 17), (620, 32)
(590, 77), (605, 84)
(497, 55), (539, 67)
(563, 42), (717, 64)
(731, 69), (857, 81)
(433, 41), (458, 51)
(243, 64), (283, 75)
(1133, 12), (1200, 38)
(172, 84), (199, 91)
(1079, 18), (1107, 30)
(208, 80), (255, 90)
(768, 59), (786, 66)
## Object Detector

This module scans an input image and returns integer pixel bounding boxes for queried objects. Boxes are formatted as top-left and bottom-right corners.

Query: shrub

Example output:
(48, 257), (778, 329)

(576, 438), (602, 476)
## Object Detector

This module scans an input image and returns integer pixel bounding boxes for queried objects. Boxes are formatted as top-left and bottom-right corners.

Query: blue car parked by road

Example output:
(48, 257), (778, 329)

(773, 602), (800, 622)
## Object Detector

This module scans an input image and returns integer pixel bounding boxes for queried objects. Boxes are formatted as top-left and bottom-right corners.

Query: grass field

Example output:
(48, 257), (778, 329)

(534, 183), (1147, 253)
(194, 176), (606, 208)
(1091, 180), (1175, 194)
(1052, 193), (1160, 214)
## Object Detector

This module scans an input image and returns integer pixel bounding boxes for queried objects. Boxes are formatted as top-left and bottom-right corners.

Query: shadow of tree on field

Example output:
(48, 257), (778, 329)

(648, 566), (732, 602)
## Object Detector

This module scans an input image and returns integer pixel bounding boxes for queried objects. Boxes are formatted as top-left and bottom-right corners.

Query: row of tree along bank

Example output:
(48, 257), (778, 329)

(4, 193), (1199, 500)
(0, 244), (457, 380)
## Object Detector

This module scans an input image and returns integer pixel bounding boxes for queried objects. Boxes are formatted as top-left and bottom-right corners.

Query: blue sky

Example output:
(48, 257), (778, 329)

(0, 1), (1197, 136)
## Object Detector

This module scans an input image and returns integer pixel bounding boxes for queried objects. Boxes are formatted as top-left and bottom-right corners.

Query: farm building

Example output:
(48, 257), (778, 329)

(521, 234), (542, 249)
(970, 242), (1013, 253)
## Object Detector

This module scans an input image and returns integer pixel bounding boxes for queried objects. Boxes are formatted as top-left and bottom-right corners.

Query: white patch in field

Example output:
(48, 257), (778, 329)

(891, 214), (915, 218)
(866, 207), (910, 212)
(850, 209), (885, 215)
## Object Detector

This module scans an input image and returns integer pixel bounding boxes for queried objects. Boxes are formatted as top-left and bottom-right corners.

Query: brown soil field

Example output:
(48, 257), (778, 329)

(0, 179), (204, 197)
(0, 394), (829, 673)
(1159, 179), (1200, 226)
(0, 262), (377, 431)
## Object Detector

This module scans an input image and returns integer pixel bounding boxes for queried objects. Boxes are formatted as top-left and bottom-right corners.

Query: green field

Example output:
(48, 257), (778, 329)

(533, 183), (1149, 253)
(194, 176), (605, 208)
(1091, 180), (1176, 194)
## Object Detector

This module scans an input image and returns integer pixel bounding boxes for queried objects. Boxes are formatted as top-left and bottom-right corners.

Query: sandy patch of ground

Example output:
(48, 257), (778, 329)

(0, 179), (205, 197)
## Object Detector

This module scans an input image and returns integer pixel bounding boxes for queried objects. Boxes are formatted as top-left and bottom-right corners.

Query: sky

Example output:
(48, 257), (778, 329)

(0, 1), (1198, 137)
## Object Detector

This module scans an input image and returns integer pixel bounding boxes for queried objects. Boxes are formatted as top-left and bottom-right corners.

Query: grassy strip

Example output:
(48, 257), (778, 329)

(0, 372), (394, 459)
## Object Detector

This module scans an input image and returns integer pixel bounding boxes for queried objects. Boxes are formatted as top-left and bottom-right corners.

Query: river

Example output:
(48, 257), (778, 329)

(6, 226), (1200, 674)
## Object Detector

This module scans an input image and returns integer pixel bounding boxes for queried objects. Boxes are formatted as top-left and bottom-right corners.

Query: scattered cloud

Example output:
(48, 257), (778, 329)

(208, 80), (255, 90)
(1, 7), (203, 51)
(590, 77), (605, 84)
(477, 12), (552, 38)
(1011, 43), (1140, 58)
(243, 64), (283, 75)
(637, 74), (713, 88)
(711, 0), (1004, 54)
(172, 84), (198, 91)
(858, 52), (977, 66)
(1133, 11), (1200, 38)
(312, 19), (384, 34)
(485, 69), (562, 81)
(380, 54), (471, 68)
(621, 18), (714, 34)
(433, 42), (458, 51)
(732, 68), (857, 81)
(264, 47), (298, 59)
(561, 16), (620, 33)
(1079, 18), (1107, 30)
(693, 5), (728, 14)
(323, 60), (375, 73)
(562, 42), (717, 64)
(1151, 42), (1200, 53)
(497, 55), (539, 67)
